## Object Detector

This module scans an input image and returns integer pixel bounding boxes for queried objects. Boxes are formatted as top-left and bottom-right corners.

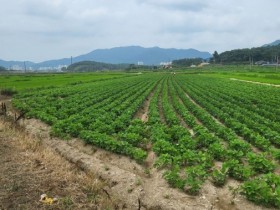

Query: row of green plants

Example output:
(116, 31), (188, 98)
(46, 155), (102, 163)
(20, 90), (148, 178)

(182, 76), (280, 146)
(13, 75), (163, 162)
(13, 73), (280, 208)
(172, 74), (280, 208)
(133, 75), (279, 207)
(193, 75), (280, 123)
(177, 75), (280, 157)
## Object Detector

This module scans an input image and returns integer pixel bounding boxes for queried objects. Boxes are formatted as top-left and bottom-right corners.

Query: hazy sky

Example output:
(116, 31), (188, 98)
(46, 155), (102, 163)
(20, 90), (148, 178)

(0, 0), (279, 62)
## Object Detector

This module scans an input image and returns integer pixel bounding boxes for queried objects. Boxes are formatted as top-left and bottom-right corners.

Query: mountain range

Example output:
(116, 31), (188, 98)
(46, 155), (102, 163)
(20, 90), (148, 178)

(0, 46), (211, 70)
(262, 40), (280, 47)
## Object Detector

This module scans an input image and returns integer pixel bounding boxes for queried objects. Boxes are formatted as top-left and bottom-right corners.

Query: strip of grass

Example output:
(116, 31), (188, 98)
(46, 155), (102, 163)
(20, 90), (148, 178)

(202, 72), (280, 85)
(0, 72), (130, 91)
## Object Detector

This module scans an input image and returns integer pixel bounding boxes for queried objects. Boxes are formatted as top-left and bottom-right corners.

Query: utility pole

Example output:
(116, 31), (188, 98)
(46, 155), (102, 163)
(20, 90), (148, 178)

(277, 55), (279, 71)
(24, 61), (26, 73)
(249, 56), (252, 70)
(71, 56), (73, 65)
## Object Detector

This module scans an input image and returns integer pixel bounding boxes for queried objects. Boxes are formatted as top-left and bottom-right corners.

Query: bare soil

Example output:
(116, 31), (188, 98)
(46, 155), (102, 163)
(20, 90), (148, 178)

(0, 121), (122, 210)
(134, 88), (155, 123)
(172, 97), (195, 137)
(158, 89), (166, 124)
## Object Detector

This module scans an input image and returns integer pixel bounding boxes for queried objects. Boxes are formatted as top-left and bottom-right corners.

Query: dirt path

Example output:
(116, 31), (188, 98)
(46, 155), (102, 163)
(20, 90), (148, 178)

(158, 89), (166, 125)
(230, 78), (280, 87)
(134, 88), (155, 123)
(0, 121), (122, 210)
(176, 97), (197, 136)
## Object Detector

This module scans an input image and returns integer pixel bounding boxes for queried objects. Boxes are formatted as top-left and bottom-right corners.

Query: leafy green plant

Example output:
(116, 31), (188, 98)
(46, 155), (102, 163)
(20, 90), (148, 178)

(225, 149), (245, 161)
(184, 176), (204, 195)
(241, 173), (280, 208)
(270, 148), (280, 161)
(211, 167), (228, 187)
(208, 142), (227, 161)
(247, 152), (276, 173)
(180, 150), (199, 166)
(152, 140), (178, 156)
(223, 160), (253, 181)
(164, 165), (185, 189)
(228, 139), (251, 154)
(178, 136), (196, 150)
(184, 165), (208, 195)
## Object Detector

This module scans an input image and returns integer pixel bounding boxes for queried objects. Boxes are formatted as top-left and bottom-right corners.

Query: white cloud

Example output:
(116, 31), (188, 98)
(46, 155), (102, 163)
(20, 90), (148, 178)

(0, 0), (279, 61)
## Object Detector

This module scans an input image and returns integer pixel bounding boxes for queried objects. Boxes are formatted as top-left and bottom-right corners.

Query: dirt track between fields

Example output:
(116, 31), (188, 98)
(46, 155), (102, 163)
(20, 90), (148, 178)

(230, 78), (280, 87)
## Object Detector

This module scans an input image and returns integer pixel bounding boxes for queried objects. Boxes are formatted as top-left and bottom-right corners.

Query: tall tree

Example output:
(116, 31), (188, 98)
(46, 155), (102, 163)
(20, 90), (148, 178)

(0, 66), (6, 71)
(213, 51), (220, 64)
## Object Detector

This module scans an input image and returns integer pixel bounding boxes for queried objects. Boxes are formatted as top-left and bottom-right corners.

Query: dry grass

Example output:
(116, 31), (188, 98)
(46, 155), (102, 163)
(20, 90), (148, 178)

(0, 121), (124, 210)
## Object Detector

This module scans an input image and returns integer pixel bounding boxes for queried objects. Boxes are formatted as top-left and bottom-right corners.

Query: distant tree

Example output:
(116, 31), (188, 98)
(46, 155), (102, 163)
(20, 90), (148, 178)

(61, 67), (67, 71)
(213, 51), (220, 64)
(172, 58), (203, 67)
(66, 61), (130, 72)
(0, 66), (6, 71)
(218, 45), (280, 64)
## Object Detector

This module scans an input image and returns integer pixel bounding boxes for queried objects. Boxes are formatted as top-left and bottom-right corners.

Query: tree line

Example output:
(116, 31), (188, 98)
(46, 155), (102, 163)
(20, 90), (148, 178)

(0, 66), (6, 71)
(172, 44), (280, 67)
(66, 61), (130, 72)
(211, 45), (280, 65)
(172, 58), (205, 67)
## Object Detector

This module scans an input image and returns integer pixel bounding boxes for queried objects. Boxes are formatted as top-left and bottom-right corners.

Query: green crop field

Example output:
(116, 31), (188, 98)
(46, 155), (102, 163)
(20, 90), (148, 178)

(0, 72), (131, 91)
(4, 70), (280, 208)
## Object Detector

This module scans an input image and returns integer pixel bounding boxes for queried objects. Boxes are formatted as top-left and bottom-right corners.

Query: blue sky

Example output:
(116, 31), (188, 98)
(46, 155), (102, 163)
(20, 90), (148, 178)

(0, 0), (279, 62)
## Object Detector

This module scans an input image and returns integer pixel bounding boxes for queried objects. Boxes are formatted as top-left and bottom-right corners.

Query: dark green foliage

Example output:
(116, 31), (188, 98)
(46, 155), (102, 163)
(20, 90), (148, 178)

(241, 173), (280, 208)
(153, 140), (178, 156)
(208, 142), (227, 161)
(211, 167), (228, 187)
(0, 87), (18, 96)
(172, 58), (204, 67)
(154, 154), (174, 169)
(212, 51), (220, 63)
(223, 160), (253, 181)
(185, 165), (208, 195)
(0, 66), (6, 71)
(247, 152), (276, 173)
(218, 45), (280, 64)
(80, 131), (147, 163)
(164, 165), (185, 189)
(66, 61), (129, 72)
(228, 139), (251, 154)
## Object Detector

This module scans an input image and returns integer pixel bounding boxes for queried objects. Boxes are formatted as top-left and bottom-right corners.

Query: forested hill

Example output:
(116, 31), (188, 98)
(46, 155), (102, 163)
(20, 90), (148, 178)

(0, 66), (6, 71)
(215, 45), (280, 64)
(66, 61), (130, 72)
